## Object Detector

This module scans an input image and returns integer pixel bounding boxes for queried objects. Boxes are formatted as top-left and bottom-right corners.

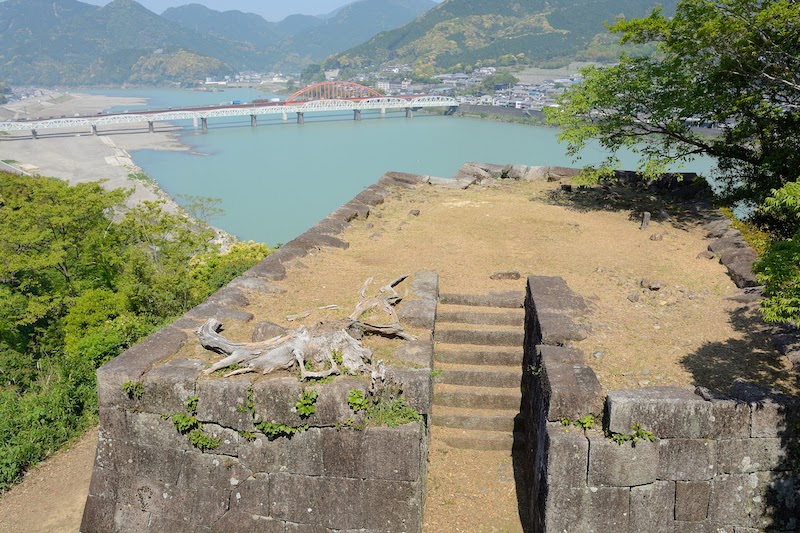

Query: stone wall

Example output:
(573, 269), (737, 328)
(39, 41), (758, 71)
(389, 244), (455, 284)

(80, 171), (440, 533)
(522, 275), (800, 532)
(456, 104), (545, 121)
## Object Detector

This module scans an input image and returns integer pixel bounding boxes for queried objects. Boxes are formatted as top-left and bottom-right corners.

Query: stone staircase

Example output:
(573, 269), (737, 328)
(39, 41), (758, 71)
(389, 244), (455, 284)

(431, 291), (526, 451)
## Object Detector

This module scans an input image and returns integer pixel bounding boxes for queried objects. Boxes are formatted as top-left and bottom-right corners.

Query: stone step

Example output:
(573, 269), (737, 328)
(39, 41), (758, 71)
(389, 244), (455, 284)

(439, 292), (525, 309)
(436, 308), (525, 327)
(434, 345), (523, 367)
(435, 365), (522, 388)
(432, 405), (524, 433)
(433, 384), (521, 410)
(434, 427), (525, 451)
(435, 327), (524, 347)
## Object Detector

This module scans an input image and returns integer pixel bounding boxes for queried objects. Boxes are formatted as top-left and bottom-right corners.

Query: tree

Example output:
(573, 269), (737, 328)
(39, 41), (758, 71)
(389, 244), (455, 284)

(546, 0), (800, 323)
(546, 0), (800, 207)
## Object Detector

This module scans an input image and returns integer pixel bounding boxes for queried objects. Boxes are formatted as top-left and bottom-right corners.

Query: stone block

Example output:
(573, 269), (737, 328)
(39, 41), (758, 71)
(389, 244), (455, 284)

(145, 513), (196, 533)
(185, 302), (255, 322)
(127, 411), (193, 452)
(290, 231), (349, 251)
(178, 450), (250, 489)
(719, 247), (757, 266)
(197, 377), (256, 433)
(252, 377), (305, 427)
(362, 478), (421, 532)
(716, 438), (794, 473)
(607, 387), (714, 438)
(309, 377), (369, 427)
(283, 523), (330, 533)
(527, 275), (589, 314)
(80, 494), (116, 533)
(206, 286), (249, 308)
(384, 367), (431, 416)
(113, 499), (151, 532)
(190, 487), (231, 526)
(238, 428), (323, 476)
(393, 340), (433, 368)
(630, 481), (676, 532)
(94, 435), (136, 473)
(243, 257), (287, 281)
(708, 237), (747, 254)
(267, 244), (308, 263)
(411, 271), (438, 301)
(210, 513), (282, 533)
(270, 473), (363, 529)
(133, 444), (185, 486)
(354, 187), (387, 206)
(397, 299), (436, 329)
(384, 171), (428, 185)
(231, 472), (271, 516)
(544, 423), (589, 488)
(141, 358), (203, 415)
(756, 470), (800, 530)
(542, 487), (591, 532)
(707, 473), (764, 527)
(363, 424), (423, 481)
(588, 433), (659, 487)
(97, 326), (187, 408)
(87, 466), (120, 501)
(675, 481), (711, 521)
(657, 439), (715, 481)
(749, 398), (800, 438)
(726, 260), (758, 288)
(541, 362), (603, 421)
(710, 399), (751, 439)
(537, 311), (589, 345)
(98, 407), (129, 441)
(322, 427), (365, 478)
(537, 344), (585, 365)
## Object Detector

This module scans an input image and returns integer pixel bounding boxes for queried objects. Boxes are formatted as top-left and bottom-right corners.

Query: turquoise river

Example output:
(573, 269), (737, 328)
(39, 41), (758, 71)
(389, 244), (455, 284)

(88, 88), (716, 246)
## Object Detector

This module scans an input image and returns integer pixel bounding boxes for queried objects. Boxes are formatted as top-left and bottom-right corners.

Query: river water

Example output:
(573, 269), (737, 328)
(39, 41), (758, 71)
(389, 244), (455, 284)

(87, 88), (716, 246)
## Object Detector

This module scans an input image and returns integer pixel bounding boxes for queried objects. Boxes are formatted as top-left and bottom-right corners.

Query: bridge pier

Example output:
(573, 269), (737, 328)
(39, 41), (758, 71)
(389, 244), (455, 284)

(148, 121), (155, 133)
(91, 124), (98, 136)
(31, 129), (37, 140)
(251, 115), (257, 128)
(193, 117), (198, 129)
(297, 112), (304, 125)
(405, 108), (413, 119)
(282, 111), (288, 122)
(380, 108), (386, 115)
(354, 109), (361, 121)
(201, 117), (208, 132)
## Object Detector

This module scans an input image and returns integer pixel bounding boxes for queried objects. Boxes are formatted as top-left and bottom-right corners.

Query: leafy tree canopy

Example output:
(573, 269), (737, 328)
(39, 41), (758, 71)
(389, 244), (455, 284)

(546, 0), (800, 208)
(546, 0), (800, 324)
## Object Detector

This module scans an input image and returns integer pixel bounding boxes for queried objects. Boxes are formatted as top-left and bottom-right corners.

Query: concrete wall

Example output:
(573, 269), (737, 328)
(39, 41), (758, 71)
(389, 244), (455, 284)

(80, 171), (440, 533)
(522, 275), (800, 532)
(456, 104), (545, 121)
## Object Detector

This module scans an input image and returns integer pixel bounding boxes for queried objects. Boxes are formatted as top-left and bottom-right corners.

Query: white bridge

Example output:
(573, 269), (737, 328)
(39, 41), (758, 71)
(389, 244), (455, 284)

(0, 95), (459, 137)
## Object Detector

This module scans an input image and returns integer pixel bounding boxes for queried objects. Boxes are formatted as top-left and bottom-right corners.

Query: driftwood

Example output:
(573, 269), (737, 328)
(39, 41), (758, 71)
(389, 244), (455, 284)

(198, 276), (415, 379)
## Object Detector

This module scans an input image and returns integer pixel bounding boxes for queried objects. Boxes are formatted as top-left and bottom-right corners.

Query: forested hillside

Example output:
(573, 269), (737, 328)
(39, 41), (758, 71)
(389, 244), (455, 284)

(0, 172), (271, 491)
(331, 0), (678, 77)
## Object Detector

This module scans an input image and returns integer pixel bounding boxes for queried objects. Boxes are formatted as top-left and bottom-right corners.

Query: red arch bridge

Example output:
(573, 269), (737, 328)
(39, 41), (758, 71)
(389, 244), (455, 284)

(0, 82), (459, 138)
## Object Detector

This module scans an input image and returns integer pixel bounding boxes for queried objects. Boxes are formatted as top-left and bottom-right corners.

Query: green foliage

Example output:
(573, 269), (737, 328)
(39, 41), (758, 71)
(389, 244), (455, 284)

(720, 209), (770, 256)
(185, 395), (199, 415)
(256, 421), (306, 440)
(122, 380), (144, 400)
(186, 428), (220, 451)
(171, 413), (200, 433)
(754, 235), (800, 323)
(347, 389), (368, 412)
(606, 424), (656, 446)
(365, 395), (420, 428)
(547, 0), (800, 209)
(561, 415), (595, 430)
(0, 171), (271, 490)
(295, 390), (318, 418)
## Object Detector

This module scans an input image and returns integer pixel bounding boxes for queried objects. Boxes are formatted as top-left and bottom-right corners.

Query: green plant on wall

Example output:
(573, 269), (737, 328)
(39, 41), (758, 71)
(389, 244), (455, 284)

(122, 380), (144, 400)
(295, 390), (318, 418)
(606, 424), (656, 446)
(168, 396), (220, 451)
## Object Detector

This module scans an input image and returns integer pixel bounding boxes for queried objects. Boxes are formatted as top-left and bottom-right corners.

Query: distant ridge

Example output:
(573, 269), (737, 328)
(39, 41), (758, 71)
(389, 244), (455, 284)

(330, 0), (678, 74)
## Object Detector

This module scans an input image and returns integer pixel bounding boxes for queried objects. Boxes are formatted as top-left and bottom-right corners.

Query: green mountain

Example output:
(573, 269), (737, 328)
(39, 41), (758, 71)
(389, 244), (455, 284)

(161, 3), (285, 48)
(162, 0), (437, 70)
(0, 0), (271, 85)
(331, 0), (678, 75)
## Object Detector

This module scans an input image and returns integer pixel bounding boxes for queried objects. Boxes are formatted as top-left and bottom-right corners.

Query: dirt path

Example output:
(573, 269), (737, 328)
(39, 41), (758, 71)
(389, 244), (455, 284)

(0, 427), (96, 533)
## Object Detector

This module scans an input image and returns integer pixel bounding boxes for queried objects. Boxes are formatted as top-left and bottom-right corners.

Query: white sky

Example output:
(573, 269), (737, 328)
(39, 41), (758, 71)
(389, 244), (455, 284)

(76, 0), (433, 21)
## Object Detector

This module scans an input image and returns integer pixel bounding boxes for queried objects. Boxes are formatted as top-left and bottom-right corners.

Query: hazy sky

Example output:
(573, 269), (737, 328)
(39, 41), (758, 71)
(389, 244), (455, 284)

(76, 0), (423, 21)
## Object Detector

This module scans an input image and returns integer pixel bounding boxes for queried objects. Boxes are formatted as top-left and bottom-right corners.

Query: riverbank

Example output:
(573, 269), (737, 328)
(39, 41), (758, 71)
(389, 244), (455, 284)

(0, 92), (191, 209)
